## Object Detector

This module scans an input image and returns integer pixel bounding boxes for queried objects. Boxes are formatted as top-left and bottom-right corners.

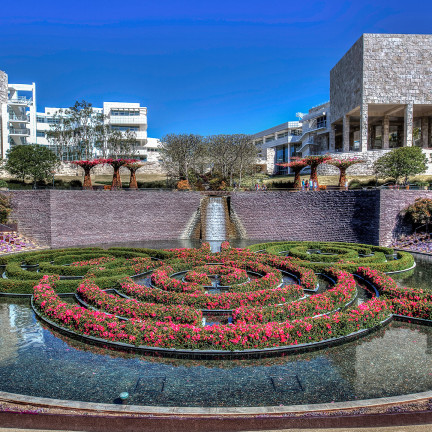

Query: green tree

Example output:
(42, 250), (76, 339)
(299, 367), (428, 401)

(373, 146), (428, 185)
(4, 145), (60, 187)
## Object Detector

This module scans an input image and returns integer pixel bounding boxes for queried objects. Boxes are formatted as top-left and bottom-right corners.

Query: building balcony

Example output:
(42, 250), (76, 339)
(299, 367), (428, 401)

(109, 115), (147, 126)
(8, 96), (33, 105)
(8, 114), (29, 122)
(9, 127), (30, 136)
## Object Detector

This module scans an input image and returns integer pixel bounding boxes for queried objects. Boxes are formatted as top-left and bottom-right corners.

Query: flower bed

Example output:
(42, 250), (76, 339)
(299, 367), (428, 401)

(34, 275), (390, 351)
(1, 241), (427, 355)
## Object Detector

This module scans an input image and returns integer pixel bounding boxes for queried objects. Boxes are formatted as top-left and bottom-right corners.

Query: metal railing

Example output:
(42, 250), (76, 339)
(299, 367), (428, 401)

(9, 127), (30, 135)
(8, 96), (33, 104)
(9, 114), (29, 122)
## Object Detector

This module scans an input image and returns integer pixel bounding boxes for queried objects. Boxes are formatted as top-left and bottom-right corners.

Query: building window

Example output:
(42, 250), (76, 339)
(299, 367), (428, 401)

(111, 126), (139, 132)
(265, 135), (276, 143)
(110, 110), (140, 116)
(389, 124), (403, 148)
(290, 129), (302, 136)
(277, 131), (288, 139)
(317, 116), (327, 129)
(36, 131), (45, 138)
(371, 125), (382, 150)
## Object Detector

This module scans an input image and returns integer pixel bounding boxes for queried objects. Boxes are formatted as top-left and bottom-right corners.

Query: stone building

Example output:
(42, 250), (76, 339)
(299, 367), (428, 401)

(254, 33), (432, 175)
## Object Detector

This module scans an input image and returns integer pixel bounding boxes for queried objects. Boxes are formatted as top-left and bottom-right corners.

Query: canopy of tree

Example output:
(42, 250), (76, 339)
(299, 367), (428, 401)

(4, 145), (59, 187)
(374, 146), (428, 185)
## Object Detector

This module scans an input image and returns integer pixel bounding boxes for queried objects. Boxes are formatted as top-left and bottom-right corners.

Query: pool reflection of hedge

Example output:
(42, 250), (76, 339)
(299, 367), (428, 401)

(1, 241), (428, 355)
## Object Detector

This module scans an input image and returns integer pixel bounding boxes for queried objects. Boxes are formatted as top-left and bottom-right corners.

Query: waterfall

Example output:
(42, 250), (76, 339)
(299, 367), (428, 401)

(205, 197), (226, 252)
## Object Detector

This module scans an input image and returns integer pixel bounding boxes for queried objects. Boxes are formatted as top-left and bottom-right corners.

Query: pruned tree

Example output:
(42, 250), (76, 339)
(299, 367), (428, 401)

(326, 158), (366, 187)
(277, 158), (308, 188)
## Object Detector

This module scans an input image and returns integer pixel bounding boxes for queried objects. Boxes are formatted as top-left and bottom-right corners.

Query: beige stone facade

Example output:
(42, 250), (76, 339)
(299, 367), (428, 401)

(254, 33), (432, 176)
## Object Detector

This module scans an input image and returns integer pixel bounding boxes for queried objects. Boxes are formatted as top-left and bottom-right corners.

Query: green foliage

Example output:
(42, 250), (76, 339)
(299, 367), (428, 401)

(405, 198), (432, 226)
(0, 193), (11, 224)
(374, 147), (428, 185)
(4, 145), (59, 186)
(247, 241), (413, 273)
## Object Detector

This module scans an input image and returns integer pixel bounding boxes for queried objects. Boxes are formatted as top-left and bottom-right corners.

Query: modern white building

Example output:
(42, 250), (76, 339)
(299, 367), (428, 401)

(0, 69), (161, 162)
(0, 75), (37, 158)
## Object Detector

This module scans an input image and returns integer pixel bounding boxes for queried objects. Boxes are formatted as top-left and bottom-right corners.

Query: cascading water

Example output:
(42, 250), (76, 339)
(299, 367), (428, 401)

(205, 197), (226, 252)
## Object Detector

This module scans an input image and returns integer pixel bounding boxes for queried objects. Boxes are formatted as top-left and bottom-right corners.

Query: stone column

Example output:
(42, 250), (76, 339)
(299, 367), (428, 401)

(329, 123), (336, 152)
(404, 102), (414, 147)
(266, 147), (276, 175)
(360, 102), (368, 152)
(343, 115), (350, 152)
(383, 116), (390, 149)
(0, 71), (7, 104)
(421, 116), (429, 148)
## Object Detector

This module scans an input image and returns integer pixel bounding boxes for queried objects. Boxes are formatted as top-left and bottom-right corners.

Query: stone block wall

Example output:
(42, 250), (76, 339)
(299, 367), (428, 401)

(230, 190), (381, 245)
(8, 189), (432, 248)
(0, 71), (7, 104)
(9, 191), (52, 245)
(10, 190), (201, 248)
(363, 34), (432, 105)
(379, 190), (432, 245)
(330, 36), (363, 123)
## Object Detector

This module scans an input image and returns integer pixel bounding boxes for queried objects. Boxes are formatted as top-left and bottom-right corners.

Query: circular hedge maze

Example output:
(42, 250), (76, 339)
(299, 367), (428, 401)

(0, 241), (430, 358)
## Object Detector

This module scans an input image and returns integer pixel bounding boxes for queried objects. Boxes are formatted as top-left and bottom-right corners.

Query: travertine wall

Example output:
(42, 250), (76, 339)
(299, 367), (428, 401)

(10, 190), (202, 248)
(379, 190), (432, 245)
(0, 71), (7, 104)
(230, 190), (381, 245)
(8, 189), (432, 248)
(363, 34), (432, 105)
(330, 36), (363, 123)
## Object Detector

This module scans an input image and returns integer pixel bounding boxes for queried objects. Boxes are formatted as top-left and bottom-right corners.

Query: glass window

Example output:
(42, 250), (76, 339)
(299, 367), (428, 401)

(317, 116), (327, 129)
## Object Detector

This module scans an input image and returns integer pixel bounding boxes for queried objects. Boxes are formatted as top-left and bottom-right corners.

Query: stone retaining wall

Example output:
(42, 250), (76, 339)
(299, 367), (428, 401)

(230, 190), (381, 245)
(10, 190), (201, 248)
(379, 190), (432, 245)
(8, 189), (432, 248)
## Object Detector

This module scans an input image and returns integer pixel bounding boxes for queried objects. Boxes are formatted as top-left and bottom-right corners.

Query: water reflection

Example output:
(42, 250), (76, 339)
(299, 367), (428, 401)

(0, 298), (431, 407)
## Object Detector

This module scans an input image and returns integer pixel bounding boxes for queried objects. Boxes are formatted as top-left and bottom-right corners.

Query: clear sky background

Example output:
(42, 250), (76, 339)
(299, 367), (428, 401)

(1, 0), (431, 138)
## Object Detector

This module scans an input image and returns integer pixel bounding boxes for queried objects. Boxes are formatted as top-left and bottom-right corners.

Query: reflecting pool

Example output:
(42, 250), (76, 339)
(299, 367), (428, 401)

(0, 251), (431, 407)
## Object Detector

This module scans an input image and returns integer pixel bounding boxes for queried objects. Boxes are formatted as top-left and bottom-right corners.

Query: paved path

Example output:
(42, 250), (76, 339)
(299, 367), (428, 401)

(1, 425), (432, 432)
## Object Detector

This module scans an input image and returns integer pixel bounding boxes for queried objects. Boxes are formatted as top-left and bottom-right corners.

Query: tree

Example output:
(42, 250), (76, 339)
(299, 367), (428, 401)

(125, 162), (145, 189)
(95, 124), (138, 158)
(45, 109), (74, 161)
(71, 159), (103, 190)
(4, 145), (59, 187)
(373, 147), (428, 185)
(277, 158), (307, 188)
(159, 134), (206, 184)
(326, 158), (365, 187)
(68, 100), (100, 160)
(304, 155), (332, 187)
(206, 134), (255, 186)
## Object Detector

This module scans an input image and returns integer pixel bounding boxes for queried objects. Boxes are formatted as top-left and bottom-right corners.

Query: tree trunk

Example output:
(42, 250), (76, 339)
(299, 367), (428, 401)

(310, 163), (319, 187)
(293, 170), (302, 188)
(83, 167), (93, 190)
(111, 167), (122, 190)
(338, 167), (347, 188)
(129, 169), (138, 189)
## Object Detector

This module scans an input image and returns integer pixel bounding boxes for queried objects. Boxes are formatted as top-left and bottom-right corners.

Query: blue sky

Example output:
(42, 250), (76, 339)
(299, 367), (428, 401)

(1, 0), (431, 137)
